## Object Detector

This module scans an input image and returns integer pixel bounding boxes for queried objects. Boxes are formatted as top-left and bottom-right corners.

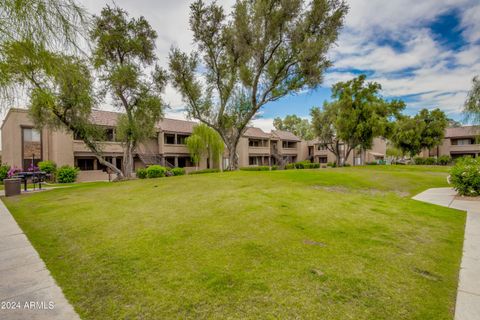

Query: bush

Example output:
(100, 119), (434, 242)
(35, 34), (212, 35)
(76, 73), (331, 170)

(38, 160), (57, 174)
(136, 168), (147, 179)
(437, 155), (452, 166)
(271, 165), (278, 170)
(366, 161), (378, 165)
(146, 165), (167, 178)
(424, 157), (437, 165)
(326, 162), (334, 167)
(343, 163), (351, 167)
(240, 166), (271, 171)
(450, 157), (480, 196)
(0, 164), (10, 182)
(414, 157), (425, 165)
(170, 167), (186, 176)
(189, 168), (220, 175)
(57, 166), (78, 183)
(285, 163), (295, 170)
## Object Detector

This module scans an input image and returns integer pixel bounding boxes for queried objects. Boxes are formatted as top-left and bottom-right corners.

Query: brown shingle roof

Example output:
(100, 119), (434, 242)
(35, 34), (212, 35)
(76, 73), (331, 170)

(90, 110), (197, 133)
(90, 110), (120, 127)
(158, 118), (197, 133)
(244, 127), (270, 139)
(445, 126), (480, 138)
(271, 130), (301, 141)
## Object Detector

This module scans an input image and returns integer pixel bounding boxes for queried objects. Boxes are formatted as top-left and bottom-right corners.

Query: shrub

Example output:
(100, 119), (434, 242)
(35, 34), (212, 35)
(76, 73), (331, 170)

(271, 165), (278, 170)
(285, 163), (295, 170)
(240, 166), (271, 171)
(450, 157), (480, 196)
(437, 155), (452, 166)
(326, 162), (334, 167)
(0, 164), (10, 182)
(38, 160), (57, 174)
(136, 168), (147, 179)
(343, 163), (351, 167)
(414, 157), (425, 165)
(366, 161), (378, 165)
(189, 168), (220, 175)
(146, 165), (167, 178)
(57, 166), (78, 183)
(424, 157), (437, 165)
(171, 167), (186, 176)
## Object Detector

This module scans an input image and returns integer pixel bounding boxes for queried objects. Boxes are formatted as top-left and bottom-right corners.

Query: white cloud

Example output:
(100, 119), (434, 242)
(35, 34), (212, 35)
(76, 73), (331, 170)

(251, 118), (275, 132)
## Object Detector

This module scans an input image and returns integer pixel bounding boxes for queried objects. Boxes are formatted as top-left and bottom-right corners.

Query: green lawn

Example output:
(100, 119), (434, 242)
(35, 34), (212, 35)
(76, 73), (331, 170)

(3, 166), (465, 319)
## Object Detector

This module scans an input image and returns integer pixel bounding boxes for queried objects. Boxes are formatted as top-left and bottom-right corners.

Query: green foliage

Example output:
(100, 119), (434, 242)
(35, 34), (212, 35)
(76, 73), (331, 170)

(0, 164), (10, 182)
(169, 0), (347, 169)
(57, 165), (78, 183)
(38, 160), (56, 174)
(311, 75), (404, 165)
(285, 161), (320, 170)
(273, 115), (314, 140)
(414, 157), (425, 165)
(146, 165), (167, 179)
(464, 76), (480, 124)
(186, 124), (224, 168)
(391, 109), (448, 157)
(188, 169), (220, 175)
(170, 168), (186, 176)
(438, 155), (452, 166)
(365, 161), (378, 165)
(91, 6), (167, 177)
(240, 166), (272, 171)
(136, 168), (147, 179)
(450, 157), (480, 196)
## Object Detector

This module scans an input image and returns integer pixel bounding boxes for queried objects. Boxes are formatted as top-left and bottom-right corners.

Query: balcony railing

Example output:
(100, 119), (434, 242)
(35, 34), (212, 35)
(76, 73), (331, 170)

(450, 144), (480, 153)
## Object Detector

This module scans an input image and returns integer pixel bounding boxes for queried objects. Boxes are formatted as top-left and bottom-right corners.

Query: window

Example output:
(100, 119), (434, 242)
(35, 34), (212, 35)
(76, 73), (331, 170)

(317, 144), (327, 151)
(22, 128), (42, 170)
(249, 156), (264, 165)
(76, 158), (94, 171)
(164, 134), (175, 144)
(282, 141), (296, 148)
(319, 156), (327, 163)
(177, 134), (189, 145)
(249, 139), (266, 147)
(105, 128), (115, 141)
(452, 138), (473, 145)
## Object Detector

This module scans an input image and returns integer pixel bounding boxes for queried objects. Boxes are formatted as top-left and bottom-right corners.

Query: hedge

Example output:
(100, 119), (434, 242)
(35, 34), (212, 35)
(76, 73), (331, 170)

(189, 168), (220, 175)
(170, 167), (186, 176)
(240, 166), (272, 171)
(0, 164), (10, 182)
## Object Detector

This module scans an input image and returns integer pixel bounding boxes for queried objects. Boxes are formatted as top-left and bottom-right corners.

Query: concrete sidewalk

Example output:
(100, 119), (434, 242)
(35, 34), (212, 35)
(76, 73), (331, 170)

(413, 187), (480, 320)
(0, 197), (80, 320)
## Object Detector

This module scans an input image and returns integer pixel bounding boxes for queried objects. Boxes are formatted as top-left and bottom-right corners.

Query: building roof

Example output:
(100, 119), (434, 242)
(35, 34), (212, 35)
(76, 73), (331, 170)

(244, 127), (271, 139)
(89, 110), (197, 133)
(271, 130), (301, 141)
(445, 126), (480, 138)
(157, 118), (197, 133)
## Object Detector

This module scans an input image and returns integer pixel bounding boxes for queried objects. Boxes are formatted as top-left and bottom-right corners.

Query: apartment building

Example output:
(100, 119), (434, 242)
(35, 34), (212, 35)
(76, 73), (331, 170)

(1, 108), (388, 181)
(426, 126), (480, 159)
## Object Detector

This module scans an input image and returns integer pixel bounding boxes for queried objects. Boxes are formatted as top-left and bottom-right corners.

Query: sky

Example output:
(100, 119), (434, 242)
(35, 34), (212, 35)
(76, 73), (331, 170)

(47, 0), (480, 131)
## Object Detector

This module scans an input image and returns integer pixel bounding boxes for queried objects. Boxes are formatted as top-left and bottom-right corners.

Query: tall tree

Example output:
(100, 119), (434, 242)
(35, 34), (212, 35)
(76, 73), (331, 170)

(390, 109), (448, 157)
(0, 0), (89, 105)
(311, 75), (404, 166)
(186, 124), (225, 170)
(273, 115), (314, 140)
(169, 0), (348, 170)
(464, 75), (480, 124)
(0, 39), (124, 179)
(90, 6), (167, 178)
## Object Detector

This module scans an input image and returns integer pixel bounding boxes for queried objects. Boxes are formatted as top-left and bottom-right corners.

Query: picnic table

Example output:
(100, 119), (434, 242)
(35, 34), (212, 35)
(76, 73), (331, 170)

(14, 171), (47, 191)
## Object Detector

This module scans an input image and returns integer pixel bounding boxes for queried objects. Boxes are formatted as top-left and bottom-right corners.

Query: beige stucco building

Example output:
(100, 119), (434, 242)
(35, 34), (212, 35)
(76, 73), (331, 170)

(1, 108), (387, 181)
(424, 126), (480, 159)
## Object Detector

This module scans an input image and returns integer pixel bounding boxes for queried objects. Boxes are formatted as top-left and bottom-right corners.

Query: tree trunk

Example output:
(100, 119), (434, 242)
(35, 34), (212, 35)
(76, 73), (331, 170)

(226, 141), (239, 170)
(123, 141), (135, 178)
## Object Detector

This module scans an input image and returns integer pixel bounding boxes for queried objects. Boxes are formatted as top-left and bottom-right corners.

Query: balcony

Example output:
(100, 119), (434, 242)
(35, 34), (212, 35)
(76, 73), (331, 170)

(73, 140), (123, 153)
(450, 144), (480, 154)
(248, 146), (270, 155)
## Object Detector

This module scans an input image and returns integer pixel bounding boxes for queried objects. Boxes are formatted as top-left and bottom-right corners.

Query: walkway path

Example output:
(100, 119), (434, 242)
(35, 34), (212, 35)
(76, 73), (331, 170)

(0, 195), (80, 320)
(413, 187), (480, 320)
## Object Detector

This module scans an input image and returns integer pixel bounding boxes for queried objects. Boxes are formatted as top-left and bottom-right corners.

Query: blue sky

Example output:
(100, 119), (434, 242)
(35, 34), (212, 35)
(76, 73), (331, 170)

(80, 0), (480, 130)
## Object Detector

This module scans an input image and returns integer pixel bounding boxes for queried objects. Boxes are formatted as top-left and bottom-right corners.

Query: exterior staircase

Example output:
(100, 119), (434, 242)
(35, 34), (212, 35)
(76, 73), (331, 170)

(271, 146), (286, 169)
(138, 153), (163, 166)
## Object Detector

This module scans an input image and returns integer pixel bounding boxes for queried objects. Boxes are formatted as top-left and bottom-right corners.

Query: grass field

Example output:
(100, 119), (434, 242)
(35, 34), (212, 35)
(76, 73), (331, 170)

(3, 166), (465, 319)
